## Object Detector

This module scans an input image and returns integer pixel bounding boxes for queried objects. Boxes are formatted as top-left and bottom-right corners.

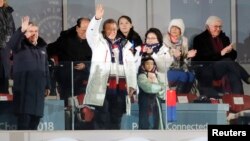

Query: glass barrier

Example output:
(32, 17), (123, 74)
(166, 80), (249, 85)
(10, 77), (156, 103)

(1, 61), (250, 131)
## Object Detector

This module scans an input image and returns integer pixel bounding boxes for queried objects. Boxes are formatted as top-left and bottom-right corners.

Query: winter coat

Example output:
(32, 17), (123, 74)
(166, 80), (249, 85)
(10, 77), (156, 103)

(84, 17), (137, 106)
(0, 6), (15, 49)
(164, 33), (190, 71)
(7, 28), (50, 117)
(134, 44), (173, 100)
(192, 30), (237, 66)
(0, 6), (15, 78)
(117, 29), (142, 54)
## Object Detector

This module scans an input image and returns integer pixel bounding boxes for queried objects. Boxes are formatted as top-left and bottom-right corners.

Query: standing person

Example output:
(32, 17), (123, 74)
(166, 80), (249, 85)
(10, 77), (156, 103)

(0, 0), (15, 93)
(192, 16), (250, 97)
(139, 28), (173, 99)
(117, 15), (142, 54)
(7, 16), (50, 130)
(84, 4), (137, 129)
(137, 57), (165, 129)
(47, 17), (93, 130)
(47, 17), (92, 107)
(164, 19), (197, 94)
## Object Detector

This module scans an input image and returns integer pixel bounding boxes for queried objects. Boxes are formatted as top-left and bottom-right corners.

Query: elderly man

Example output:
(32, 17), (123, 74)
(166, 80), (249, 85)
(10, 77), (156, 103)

(7, 16), (50, 130)
(192, 16), (250, 97)
(47, 17), (92, 107)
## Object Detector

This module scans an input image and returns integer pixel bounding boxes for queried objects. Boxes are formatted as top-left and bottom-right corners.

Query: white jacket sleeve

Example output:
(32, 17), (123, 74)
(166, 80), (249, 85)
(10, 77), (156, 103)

(86, 16), (103, 49)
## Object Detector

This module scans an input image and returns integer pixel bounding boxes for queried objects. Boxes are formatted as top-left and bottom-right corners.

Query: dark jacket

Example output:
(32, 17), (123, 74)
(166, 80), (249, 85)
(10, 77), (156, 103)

(47, 26), (92, 62)
(7, 28), (50, 117)
(47, 26), (92, 95)
(0, 6), (15, 49)
(47, 26), (92, 75)
(192, 30), (237, 66)
(117, 29), (142, 54)
(0, 6), (15, 78)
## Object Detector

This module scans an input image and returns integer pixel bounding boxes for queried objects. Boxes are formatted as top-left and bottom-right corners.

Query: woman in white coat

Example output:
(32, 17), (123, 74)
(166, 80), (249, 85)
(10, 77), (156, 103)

(137, 28), (173, 100)
(84, 4), (137, 129)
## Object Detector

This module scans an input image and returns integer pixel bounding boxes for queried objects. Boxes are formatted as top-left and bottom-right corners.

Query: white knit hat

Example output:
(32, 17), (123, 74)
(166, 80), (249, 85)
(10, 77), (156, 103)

(168, 18), (185, 36)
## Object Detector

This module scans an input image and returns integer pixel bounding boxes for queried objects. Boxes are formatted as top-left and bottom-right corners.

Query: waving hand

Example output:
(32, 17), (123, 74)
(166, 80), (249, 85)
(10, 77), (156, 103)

(95, 4), (104, 20)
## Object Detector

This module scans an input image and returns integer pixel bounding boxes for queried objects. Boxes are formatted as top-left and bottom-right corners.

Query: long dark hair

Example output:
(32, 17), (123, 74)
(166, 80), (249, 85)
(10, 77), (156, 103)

(138, 56), (157, 75)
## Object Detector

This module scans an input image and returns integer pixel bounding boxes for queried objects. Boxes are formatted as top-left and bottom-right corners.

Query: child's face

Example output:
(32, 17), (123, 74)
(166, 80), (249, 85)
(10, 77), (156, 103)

(144, 60), (155, 72)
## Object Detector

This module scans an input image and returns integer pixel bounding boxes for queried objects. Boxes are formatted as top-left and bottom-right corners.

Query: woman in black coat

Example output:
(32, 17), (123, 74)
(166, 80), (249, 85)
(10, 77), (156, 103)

(192, 16), (250, 97)
(7, 16), (50, 130)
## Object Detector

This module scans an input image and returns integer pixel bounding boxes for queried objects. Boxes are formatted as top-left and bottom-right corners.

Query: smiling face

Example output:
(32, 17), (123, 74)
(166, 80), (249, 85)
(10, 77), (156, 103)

(207, 20), (222, 37)
(25, 25), (39, 45)
(104, 23), (118, 40)
(170, 26), (181, 38)
(146, 32), (158, 45)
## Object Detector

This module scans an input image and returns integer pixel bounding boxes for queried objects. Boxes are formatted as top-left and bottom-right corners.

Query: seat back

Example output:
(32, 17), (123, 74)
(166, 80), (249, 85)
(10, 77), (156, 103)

(177, 94), (198, 103)
(213, 75), (232, 94)
(222, 94), (250, 113)
(0, 93), (13, 101)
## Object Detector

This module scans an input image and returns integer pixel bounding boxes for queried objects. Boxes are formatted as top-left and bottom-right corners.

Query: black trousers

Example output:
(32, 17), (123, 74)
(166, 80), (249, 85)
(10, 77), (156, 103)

(17, 114), (40, 130)
(93, 93), (125, 129)
(0, 62), (9, 93)
(196, 58), (249, 96)
(56, 62), (89, 106)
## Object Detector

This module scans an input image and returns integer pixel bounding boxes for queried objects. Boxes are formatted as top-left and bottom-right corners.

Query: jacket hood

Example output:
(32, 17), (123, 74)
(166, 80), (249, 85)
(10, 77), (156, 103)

(168, 19), (185, 36)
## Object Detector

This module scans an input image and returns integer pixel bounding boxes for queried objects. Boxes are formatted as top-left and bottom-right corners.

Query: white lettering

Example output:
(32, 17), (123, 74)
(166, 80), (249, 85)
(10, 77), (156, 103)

(212, 129), (218, 136)
(212, 129), (247, 137)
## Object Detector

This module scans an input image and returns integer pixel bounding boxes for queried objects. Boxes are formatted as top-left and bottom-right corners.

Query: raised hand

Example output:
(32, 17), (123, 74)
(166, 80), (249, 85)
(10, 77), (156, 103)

(74, 63), (86, 70)
(21, 16), (30, 33)
(221, 43), (234, 56)
(95, 4), (104, 20)
(187, 49), (197, 58)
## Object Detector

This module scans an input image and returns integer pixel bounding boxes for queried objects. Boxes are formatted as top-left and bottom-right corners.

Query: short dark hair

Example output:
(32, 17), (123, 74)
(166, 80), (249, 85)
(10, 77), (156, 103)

(144, 28), (163, 46)
(101, 18), (117, 37)
(76, 17), (90, 27)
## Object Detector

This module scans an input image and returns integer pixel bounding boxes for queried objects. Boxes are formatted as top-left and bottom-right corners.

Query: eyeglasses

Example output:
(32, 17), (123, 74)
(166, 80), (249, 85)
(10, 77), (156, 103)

(146, 37), (157, 40)
(211, 25), (222, 29)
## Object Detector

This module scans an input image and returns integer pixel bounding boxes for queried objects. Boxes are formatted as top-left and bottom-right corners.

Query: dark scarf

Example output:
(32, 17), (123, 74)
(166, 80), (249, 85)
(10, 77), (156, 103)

(145, 43), (161, 53)
(106, 37), (127, 64)
(211, 37), (224, 53)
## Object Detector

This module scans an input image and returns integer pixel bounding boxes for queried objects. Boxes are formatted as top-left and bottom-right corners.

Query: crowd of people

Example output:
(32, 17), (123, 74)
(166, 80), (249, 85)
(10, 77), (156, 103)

(1, 2), (250, 130)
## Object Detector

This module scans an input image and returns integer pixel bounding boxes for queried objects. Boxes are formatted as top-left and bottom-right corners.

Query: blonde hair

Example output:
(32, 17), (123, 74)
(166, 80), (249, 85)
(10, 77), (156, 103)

(205, 16), (223, 26)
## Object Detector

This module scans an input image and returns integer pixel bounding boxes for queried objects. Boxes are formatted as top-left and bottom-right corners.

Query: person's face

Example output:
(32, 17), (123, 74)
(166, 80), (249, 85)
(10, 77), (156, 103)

(0, 0), (4, 7)
(144, 60), (155, 72)
(118, 17), (132, 35)
(76, 20), (90, 39)
(25, 25), (39, 45)
(146, 33), (158, 45)
(207, 21), (222, 37)
(105, 23), (117, 40)
(170, 26), (181, 37)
